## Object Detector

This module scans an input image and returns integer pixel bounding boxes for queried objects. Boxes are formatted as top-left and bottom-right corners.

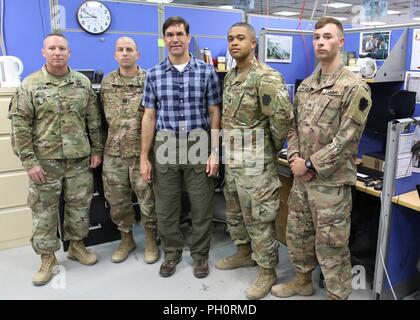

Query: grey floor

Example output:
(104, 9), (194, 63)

(0, 192), (376, 300)
(0, 221), (374, 300)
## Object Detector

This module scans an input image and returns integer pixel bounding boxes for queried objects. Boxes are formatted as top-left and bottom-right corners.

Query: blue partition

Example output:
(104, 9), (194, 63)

(58, 0), (158, 33)
(164, 5), (243, 36)
(163, 5), (243, 61)
(263, 33), (315, 85)
(383, 205), (420, 292)
(248, 14), (315, 31)
(248, 15), (315, 87)
(3, 0), (52, 77)
(62, 32), (159, 73)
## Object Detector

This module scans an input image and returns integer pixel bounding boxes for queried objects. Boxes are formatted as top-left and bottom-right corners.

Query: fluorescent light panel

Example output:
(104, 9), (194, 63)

(331, 16), (347, 21)
(145, 0), (173, 3)
(219, 5), (234, 9)
(360, 21), (387, 26)
(273, 11), (300, 16)
(321, 2), (352, 8)
(387, 10), (400, 15)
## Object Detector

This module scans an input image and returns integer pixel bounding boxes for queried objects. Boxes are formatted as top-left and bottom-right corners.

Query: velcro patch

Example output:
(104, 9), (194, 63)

(262, 94), (272, 106)
(359, 97), (368, 111)
(323, 89), (342, 96)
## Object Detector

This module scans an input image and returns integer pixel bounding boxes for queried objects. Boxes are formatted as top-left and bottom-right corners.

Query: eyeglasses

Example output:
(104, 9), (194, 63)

(165, 32), (188, 40)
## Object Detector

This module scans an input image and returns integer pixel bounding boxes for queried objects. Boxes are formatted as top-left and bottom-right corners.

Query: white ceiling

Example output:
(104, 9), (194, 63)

(147, 0), (420, 25)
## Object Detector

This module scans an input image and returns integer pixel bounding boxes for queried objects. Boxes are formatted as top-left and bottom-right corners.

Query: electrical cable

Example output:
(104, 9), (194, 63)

(379, 244), (398, 300)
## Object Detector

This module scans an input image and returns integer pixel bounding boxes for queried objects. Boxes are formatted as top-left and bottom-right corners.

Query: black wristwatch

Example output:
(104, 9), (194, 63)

(305, 158), (316, 172)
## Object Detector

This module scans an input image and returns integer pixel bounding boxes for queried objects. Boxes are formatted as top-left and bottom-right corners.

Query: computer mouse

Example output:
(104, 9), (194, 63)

(364, 181), (375, 187)
(373, 182), (383, 191)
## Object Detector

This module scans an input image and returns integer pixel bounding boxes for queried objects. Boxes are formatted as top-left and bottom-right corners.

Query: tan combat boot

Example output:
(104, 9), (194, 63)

(111, 231), (136, 263)
(326, 292), (346, 300)
(271, 271), (314, 298)
(245, 267), (277, 300)
(32, 253), (58, 286)
(144, 228), (159, 264)
(68, 240), (98, 265)
(215, 244), (257, 270)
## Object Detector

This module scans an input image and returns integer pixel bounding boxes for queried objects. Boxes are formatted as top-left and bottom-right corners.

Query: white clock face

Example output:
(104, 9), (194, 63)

(77, 1), (111, 34)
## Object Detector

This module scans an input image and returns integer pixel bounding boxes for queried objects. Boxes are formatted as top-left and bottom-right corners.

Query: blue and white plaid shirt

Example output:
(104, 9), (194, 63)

(142, 55), (222, 134)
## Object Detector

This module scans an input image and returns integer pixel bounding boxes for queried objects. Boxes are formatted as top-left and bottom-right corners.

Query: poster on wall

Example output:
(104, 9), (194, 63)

(410, 29), (420, 70)
(359, 31), (390, 60)
(265, 34), (293, 63)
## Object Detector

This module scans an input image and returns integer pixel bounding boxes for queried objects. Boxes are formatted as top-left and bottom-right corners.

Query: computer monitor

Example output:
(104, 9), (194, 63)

(363, 82), (416, 156)
(365, 81), (403, 136)
(76, 69), (95, 82)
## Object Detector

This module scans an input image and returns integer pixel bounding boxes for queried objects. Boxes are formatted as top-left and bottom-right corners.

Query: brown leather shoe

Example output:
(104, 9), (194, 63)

(159, 259), (181, 277)
(193, 259), (209, 278)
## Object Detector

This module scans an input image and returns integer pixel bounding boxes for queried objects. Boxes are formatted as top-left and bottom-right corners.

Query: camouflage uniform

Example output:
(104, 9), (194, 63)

(100, 68), (156, 232)
(287, 65), (372, 299)
(8, 66), (103, 255)
(222, 57), (294, 269)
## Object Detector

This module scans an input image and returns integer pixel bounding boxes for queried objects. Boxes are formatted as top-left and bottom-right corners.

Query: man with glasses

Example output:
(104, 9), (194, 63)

(140, 16), (222, 278)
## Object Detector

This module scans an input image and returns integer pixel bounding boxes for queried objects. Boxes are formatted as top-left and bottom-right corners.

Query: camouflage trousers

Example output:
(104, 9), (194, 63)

(102, 154), (156, 233)
(287, 179), (352, 300)
(224, 162), (280, 269)
(28, 157), (93, 255)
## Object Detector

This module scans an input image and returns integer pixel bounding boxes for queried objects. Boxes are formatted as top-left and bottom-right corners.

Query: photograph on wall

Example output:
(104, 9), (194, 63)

(265, 34), (292, 63)
(286, 84), (295, 103)
(359, 31), (390, 60)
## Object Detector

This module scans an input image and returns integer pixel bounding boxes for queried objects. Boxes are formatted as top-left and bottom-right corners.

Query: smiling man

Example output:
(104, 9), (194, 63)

(8, 33), (103, 286)
(271, 17), (372, 300)
(140, 16), (222, 279)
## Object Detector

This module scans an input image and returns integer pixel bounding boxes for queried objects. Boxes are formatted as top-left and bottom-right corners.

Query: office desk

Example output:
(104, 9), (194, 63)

(278, 157), (382, 197)
(392, 191), (420, 212)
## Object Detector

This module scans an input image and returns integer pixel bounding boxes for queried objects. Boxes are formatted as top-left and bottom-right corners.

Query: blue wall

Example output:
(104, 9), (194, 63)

(164, 6), (243, 59)
(248, 15), (315, 88)
(3, 0), (51, 77)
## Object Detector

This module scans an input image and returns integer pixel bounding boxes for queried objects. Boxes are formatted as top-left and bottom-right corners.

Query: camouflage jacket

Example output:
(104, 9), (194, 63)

(222, 57), (293, 168)
(8, 66), (103, 170)
(287, 64), (372, 185)
(100, 68), (146, 157)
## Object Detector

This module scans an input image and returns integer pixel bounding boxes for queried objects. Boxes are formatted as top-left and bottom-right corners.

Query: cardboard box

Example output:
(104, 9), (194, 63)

(362, 153), (385, 172)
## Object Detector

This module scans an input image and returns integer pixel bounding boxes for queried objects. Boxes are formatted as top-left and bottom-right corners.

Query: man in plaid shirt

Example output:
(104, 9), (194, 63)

(141, 16), (222, 279)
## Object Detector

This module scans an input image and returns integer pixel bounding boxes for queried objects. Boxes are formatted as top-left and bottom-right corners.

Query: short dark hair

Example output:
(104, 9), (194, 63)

(43, 32), (69, 47)
(315, 16), (344, 37)
(162, 16), (189, 36)
(228, 22), (256, 39)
